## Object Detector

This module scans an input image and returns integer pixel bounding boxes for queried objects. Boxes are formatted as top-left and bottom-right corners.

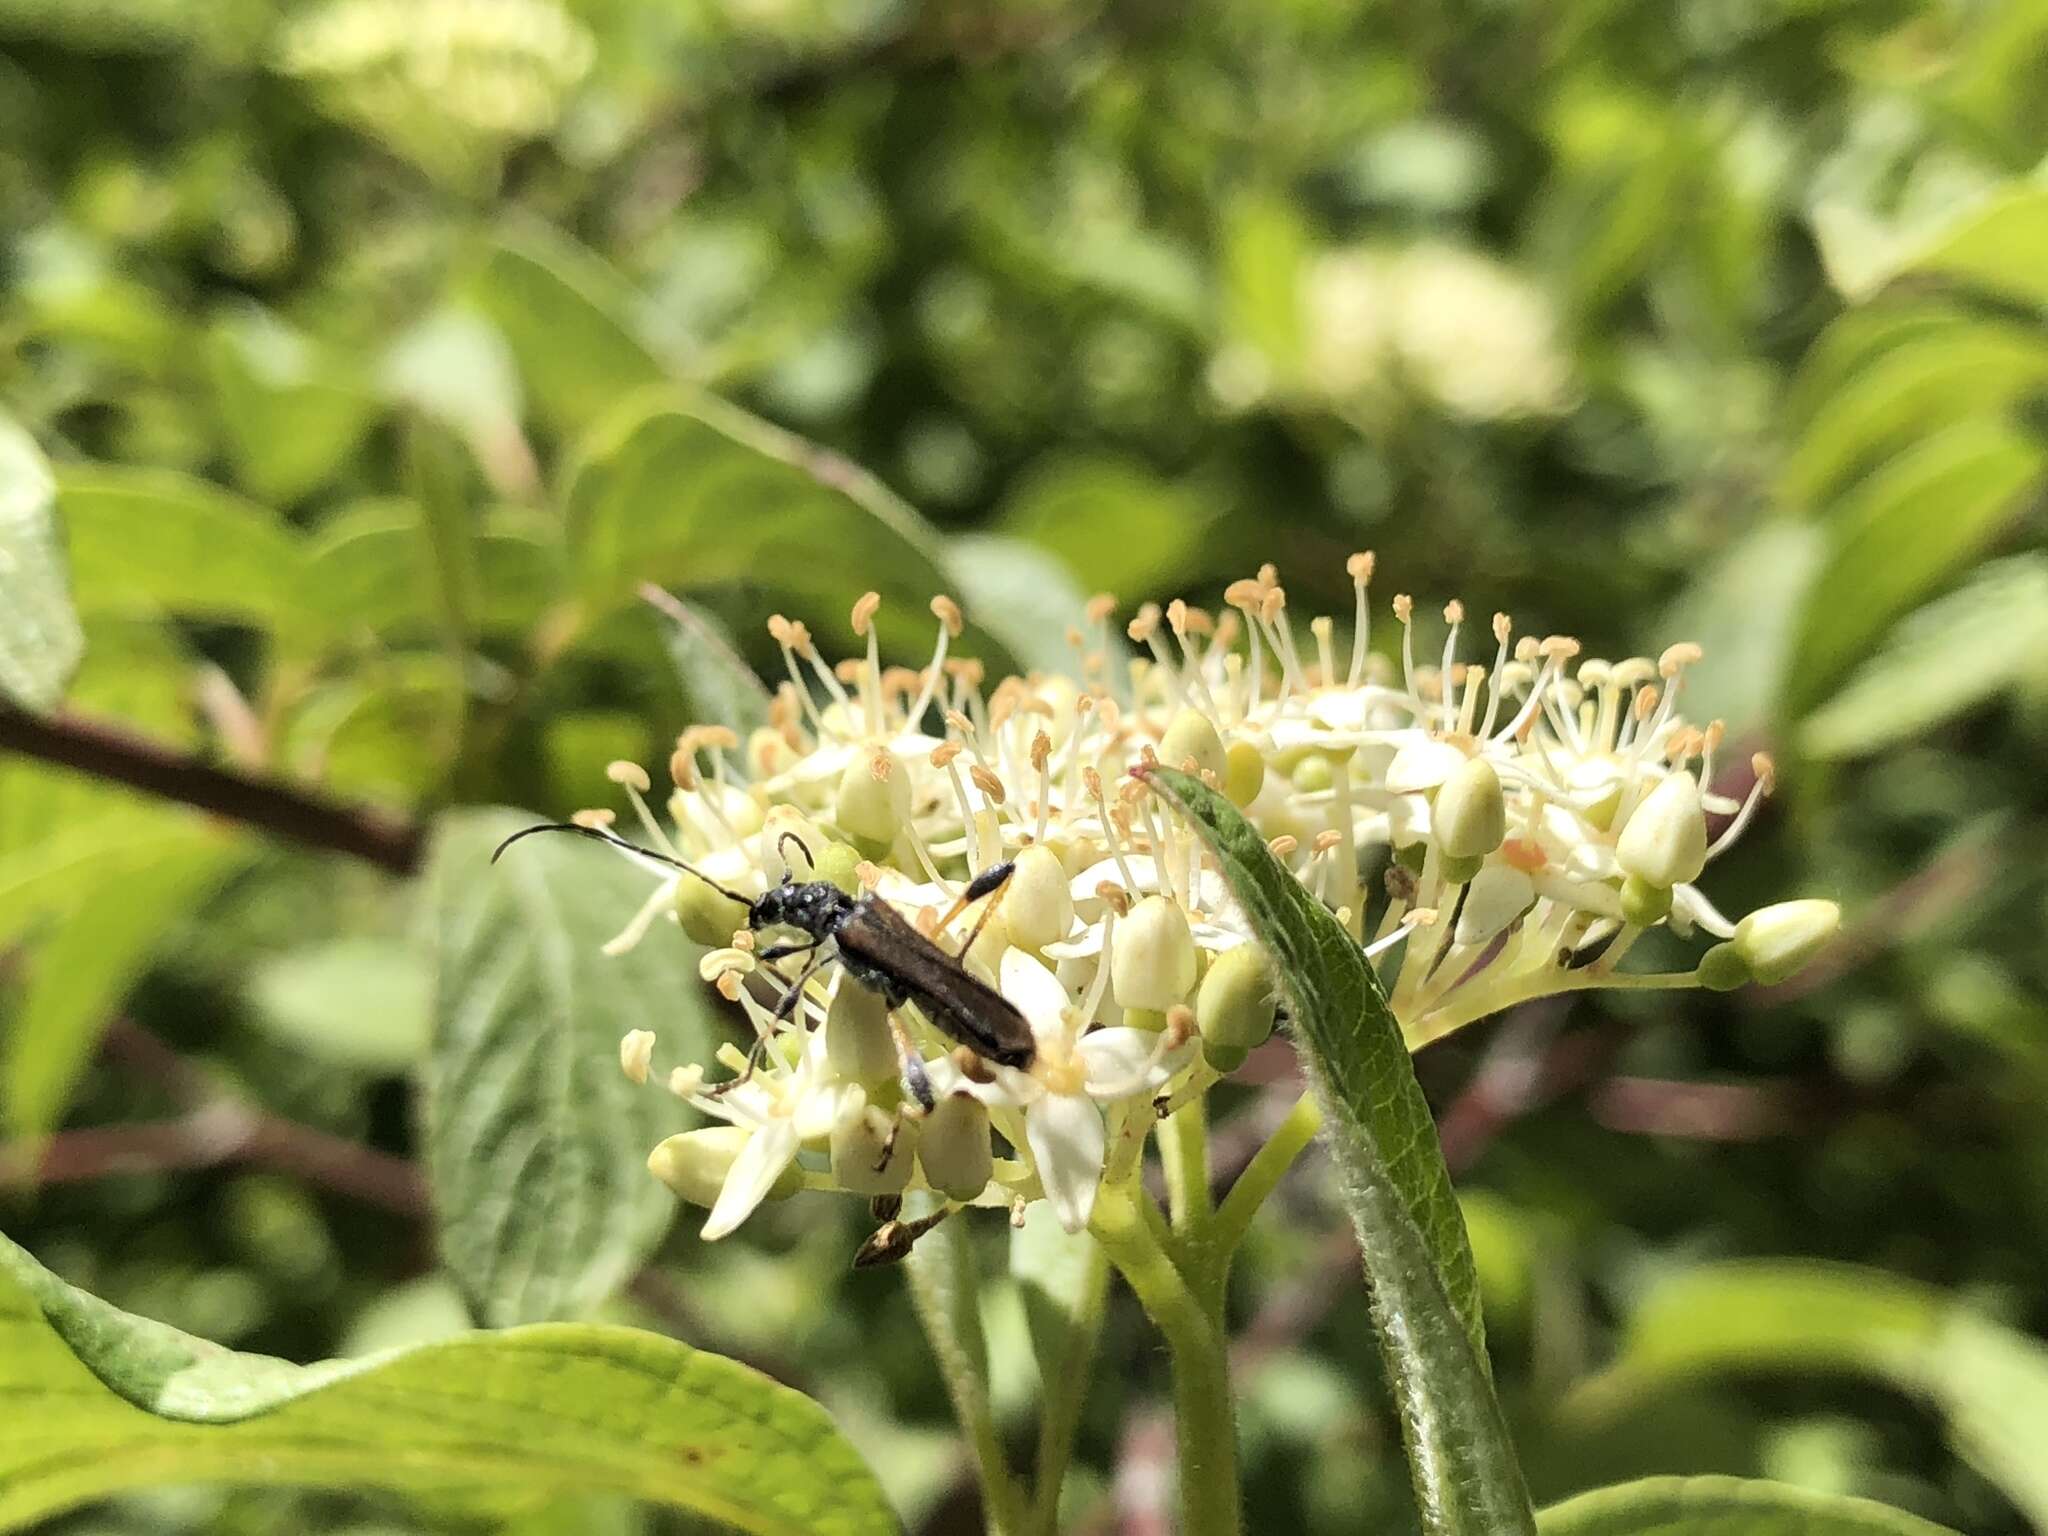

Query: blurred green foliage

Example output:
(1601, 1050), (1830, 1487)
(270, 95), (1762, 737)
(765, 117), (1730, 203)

(3, 0), (2048, 1531)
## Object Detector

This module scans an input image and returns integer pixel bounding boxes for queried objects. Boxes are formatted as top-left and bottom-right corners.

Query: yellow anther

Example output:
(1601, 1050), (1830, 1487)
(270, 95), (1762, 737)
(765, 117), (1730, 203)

(1392, 593), (1414, 622)
(1086, 592), (1118, 624)
(1659, 641), (1704, 677)
(1444, 599), (1465, 625)
(851, 590), (882, 636)
(969, 764), (1006, 804)
(1347, 550), (1376, 583)
(930, 594), (963, 636)
(571, 807), (616, 829)
(607, 760), (651, 793)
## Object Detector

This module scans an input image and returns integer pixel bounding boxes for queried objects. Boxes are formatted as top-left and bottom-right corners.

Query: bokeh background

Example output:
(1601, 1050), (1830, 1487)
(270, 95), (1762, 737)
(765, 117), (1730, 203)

(4, 0), (2048, 1532)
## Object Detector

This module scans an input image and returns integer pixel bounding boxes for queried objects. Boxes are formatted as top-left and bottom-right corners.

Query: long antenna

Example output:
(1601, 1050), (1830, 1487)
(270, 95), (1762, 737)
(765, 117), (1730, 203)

(491, 822), (753, 906)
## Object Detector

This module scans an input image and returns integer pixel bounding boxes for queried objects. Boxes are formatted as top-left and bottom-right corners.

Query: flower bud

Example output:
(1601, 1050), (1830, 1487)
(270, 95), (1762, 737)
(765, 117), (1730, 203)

(1159, 708), (1227, 781)
(918, 1094), (994, 1201)
(1196, 943), (1278, 1072)
(826, 977), (897, 1085)
(1223, 739), (1265, 806)
(1619, 873), (1673, 926)
(1112, 895), (1198, 1011)
(1697, 943), (1750, 991)
(835, 751), (911, 845)
(673, 872), (750, 946)
(1290, 754), (1335, 794)
(1731, 899), (1840, 986)
(1385, 738), (1468, 794)
(813, 840), (864, 897)
(1432, 757), (1506, 861)
(1614, 771), (1708, 889)
(1004, 844), (1074, 951)
(648, 1127), (800, 1208)
(831, 1102), (916, 1196)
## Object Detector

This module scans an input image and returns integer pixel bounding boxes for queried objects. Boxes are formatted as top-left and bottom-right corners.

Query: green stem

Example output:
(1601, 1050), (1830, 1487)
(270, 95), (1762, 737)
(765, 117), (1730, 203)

(1159, 1096), (1213, 1233)
(1026, 1241), (1110, 1536)
(1090, 1179), (1241, 1536)
(1211, 1091), (1322, 1261)
(903, 1216), (1030, 1536)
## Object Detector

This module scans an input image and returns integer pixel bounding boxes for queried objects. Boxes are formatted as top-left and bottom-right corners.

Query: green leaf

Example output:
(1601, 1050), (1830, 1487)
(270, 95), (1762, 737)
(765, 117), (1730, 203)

(1538, 1476), (1961, 1536)
(56, 465), (315, 636)
(422, 807), (711, 1326)
(1782, 319), (2048, 513)
(565, 390), (953, 628)
(0, 413), (82, 712)
(1142, 765), (1533, 1536)
(1658, 520), (1824, 740)
(205, 306), (376, 506)
(405, 416), (479, 651)
(1894, 184), (2048, 310)
(307, 502), (563, 640)
(1790, 418), (2046, 706)
(246, 936), (434, 1073)
(0, 1231), (894, 1536)
(1565, 1262), (2048, 1529)
(643, 588), (771, 745)
(471, 225), (664, 437)
(947, 532), (1113, 678)
(1802, 555), (2048, 758)
(994, 455), (1216, 602)
(4, 825), (245, 1134)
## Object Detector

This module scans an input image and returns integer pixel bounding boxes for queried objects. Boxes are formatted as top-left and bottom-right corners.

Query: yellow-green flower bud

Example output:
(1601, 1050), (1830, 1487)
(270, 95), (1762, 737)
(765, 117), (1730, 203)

(647, 1127), (800, 1208)
(1223, 739), (1265, 806)
(918, 1094), (993, 1201)
(1432, 757), (1506, 861)
(1004, 844), (1074, 951)
(1615, 770), (1708, 889)
(813, 840), (864, 897)
(826, 977), (896, 1085)
(1159, 708), (1227, 781)
(1732, 899), (1840, 985)
(835, 751), (911, 844)
(1620, 873), (1673, 926)
(673, 872), (750, 946)
(831, 1102), (916, 1196)
(1112, 895), (1198, 1011)
(1290, 754), (1335, 794)
(1196, 943), (1278, 1072)
(1697, 943), (1750, 991)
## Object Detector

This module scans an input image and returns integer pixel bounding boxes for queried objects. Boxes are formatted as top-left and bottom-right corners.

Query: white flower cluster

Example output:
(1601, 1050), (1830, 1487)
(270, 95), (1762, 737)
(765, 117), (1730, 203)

(589, 562), (1836, 1250)
(1303, 242), (1575, 420)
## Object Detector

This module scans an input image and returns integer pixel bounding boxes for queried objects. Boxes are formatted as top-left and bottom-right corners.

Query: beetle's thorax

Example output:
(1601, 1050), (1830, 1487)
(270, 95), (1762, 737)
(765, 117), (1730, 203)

(749, 880), (856, 942)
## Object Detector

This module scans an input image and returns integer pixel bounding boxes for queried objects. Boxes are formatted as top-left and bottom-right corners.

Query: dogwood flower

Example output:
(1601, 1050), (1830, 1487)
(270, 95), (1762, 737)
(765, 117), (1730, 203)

(525, 558), (1837, 1256)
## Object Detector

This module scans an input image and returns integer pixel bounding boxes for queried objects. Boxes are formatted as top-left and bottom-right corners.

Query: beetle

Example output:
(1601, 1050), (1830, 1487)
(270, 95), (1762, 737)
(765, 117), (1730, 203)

(492, 823), (1035, 1104)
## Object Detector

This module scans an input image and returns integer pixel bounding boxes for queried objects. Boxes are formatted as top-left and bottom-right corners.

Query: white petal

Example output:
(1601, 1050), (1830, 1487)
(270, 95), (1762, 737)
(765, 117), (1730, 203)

(1043, 923), (1108, 960)
(1672, 882), (1737, 939)
(1026, 1093), (1106, 1234)
(700, 1117), (799, 1241)
(1454, 866), (1534, 948)
(1068, 855), (1167, 903)
(1384, 739), (1469, 794)
(925, 1054), (1037, 1109)
(1079, 1029), (1196, 1099)
(999, 947), (1073, 1042)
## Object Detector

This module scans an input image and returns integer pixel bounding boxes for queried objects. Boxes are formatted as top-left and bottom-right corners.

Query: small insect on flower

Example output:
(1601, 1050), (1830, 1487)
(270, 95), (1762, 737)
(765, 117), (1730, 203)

(491, 822), (1036, 1107)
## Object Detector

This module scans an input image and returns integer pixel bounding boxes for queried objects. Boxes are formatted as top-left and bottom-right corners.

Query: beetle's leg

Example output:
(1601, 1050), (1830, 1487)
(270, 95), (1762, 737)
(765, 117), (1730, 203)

(770, 948), (831, 1023)
(887, 1010), (936, 1114)
(853, 1204), (955, 1269)
(924, 860), (1017, 959)
(757, 937), (821, 964)
(701, 1033), (769, 1097)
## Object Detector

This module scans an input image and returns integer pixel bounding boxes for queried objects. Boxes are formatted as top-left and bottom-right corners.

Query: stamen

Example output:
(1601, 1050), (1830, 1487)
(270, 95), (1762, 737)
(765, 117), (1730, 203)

(904, 595), (962, 729)
(1478, 612), (1512, 737)
(1347, 551), (1375, 687)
